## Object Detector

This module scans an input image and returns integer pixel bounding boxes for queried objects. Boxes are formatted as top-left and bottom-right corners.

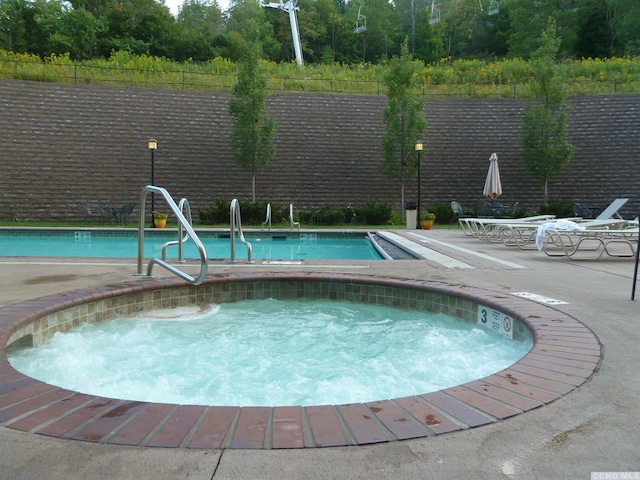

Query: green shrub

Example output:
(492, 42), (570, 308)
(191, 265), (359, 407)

(298, 205), (345, 225)
(198, 198), (229, 224)
(538, 199), (573, 217)
(389, 211), (404, 226)
(431, 203), (454, 224)
(236, 201), (270, 224)
(352, 201), (393, 225)
(199, 200), (391, 227)
(199, 200), (290, 226)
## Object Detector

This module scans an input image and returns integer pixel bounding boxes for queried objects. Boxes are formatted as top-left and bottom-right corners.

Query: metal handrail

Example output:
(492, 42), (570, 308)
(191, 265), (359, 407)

(136, 186), (208, 285)
(161, 197), (193, 263)
(261, 203), (272, 231)
(230, 198), (253, 263)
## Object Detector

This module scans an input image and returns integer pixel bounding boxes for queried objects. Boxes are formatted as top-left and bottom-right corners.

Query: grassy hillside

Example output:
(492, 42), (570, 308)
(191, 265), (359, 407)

(1, 50), (639, 97)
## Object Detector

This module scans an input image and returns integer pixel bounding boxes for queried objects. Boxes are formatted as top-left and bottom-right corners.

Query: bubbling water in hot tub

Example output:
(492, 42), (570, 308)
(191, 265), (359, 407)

(9, 298), (532, 407)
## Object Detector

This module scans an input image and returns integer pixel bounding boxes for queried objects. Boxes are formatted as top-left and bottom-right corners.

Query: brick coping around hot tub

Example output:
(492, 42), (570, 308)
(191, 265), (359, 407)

(0, 272), (602, 450)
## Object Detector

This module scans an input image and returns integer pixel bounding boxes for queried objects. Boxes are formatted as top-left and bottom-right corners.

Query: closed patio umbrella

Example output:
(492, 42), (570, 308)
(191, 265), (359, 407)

(483, 152), (502, 199)
(483, 152), (502, 215)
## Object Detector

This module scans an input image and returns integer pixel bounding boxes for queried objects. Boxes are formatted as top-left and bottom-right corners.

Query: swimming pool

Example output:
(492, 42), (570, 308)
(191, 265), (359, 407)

(0, 229), (383, 260)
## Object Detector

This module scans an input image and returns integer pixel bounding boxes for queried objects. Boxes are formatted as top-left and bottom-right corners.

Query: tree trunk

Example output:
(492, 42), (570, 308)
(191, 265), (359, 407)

(252, 173), (256, 203)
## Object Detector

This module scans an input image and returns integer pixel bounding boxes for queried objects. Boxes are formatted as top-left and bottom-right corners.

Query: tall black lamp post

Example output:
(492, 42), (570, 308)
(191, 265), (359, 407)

(148, 138), (157, 227)
(415, 142), (423, 229)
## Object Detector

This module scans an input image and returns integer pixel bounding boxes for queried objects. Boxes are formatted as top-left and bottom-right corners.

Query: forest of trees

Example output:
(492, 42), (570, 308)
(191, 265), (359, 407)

(0, 0), (638, 66)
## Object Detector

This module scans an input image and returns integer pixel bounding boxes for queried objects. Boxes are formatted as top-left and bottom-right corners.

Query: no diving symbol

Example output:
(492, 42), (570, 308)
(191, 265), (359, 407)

(503, 316), (512, 333)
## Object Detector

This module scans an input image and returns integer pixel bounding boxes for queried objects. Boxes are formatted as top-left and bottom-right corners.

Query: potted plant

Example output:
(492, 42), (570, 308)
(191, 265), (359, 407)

(420, 212), (436, 230)
(152, 211), (169, 228)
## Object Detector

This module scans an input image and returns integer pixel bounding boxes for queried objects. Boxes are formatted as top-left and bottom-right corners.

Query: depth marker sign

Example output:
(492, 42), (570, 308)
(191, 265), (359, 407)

(477, 305), (514, 339)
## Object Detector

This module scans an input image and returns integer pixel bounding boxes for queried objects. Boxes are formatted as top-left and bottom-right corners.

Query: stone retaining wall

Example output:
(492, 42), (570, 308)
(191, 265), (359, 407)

(1, 79), (638, 221)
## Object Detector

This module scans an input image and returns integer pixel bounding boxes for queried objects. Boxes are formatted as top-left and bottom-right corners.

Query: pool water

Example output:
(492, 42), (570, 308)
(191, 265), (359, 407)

(0, 231), (381, 260)
(8, 299), (532, 407)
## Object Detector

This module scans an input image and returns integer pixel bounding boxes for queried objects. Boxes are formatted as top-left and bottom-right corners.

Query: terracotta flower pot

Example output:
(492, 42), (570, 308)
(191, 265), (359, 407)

(420, 219), (434, 230)
(154, 218), (167, 228)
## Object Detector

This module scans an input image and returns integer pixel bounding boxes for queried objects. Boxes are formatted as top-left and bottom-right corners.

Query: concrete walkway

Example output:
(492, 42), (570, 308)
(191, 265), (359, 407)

(1, 228), (639, 479)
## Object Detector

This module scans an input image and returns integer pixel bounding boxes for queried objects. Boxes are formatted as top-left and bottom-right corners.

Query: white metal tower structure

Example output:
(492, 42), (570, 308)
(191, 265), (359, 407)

(262, 0), (304, 66)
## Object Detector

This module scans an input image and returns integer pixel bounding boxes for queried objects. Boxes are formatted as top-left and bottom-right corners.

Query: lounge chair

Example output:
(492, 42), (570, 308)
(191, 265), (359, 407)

(476, 200), (493, 218)
(118, 203), (136, 224)
(536, 218), (638, 259)
(98, 204), (115, 223)
(450, 201), (469, 229)
(572, 198), (629, 221)
(83, 203), (102, 223)
(496, 217), (624, 250)
(594, 198), (629, 220)
(458, 215), (556, 240)
(572, 202), (594, 219)
(540, 223), (639, 260)
(502, 201), (519, 218)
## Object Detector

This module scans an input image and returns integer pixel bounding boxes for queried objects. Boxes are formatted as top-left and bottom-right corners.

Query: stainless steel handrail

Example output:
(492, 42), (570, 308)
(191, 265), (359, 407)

(161, 197), (192, 263)
(136, 186), (208, 285)
(261, 203), (272, 231)
(230, 198), (253, 263)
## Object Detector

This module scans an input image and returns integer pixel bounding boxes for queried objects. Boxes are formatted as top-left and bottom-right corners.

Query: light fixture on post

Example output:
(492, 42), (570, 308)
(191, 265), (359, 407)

(415, 142), (423, 229)
(148, 138), (158, 227)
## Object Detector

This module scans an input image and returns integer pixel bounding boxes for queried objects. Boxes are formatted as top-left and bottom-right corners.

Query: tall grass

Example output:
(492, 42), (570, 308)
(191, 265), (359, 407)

(1, 50), (639, 97)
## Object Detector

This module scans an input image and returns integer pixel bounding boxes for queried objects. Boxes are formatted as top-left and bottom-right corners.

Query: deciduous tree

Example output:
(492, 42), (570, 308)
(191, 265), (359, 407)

(228, 44), (276, 203)
(521, 18), (574, 204)
(381, 41), (426, 216)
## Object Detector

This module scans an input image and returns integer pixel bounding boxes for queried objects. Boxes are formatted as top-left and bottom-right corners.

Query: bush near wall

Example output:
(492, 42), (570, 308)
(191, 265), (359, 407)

(198, 200), (283, 225)
(538, 199), (574, 218)
(198, 200), (394, 226)
(430, 204), (454, 224)
(295, 201), (394, 226)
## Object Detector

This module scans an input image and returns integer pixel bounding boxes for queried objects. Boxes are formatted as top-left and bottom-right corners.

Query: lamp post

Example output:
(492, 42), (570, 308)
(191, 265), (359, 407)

(148, 138), (157, 227)
(415, 142), (423, 229)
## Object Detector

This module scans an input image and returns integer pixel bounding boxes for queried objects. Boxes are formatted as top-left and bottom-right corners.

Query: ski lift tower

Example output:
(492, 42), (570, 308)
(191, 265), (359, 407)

(262, 0), (304, 66)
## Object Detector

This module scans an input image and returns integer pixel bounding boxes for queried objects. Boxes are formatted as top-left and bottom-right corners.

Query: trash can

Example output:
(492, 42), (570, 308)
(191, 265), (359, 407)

(405, 202), (417, 229)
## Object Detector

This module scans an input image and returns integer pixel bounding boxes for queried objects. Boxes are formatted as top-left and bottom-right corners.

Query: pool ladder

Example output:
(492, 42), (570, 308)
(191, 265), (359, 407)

(230, 198), (253, 263)
(136, 186), (208, 285)
(160, 197), (193, 263)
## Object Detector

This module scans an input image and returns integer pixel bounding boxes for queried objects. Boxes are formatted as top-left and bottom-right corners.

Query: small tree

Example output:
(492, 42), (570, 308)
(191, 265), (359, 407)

(381, 41), (427, 216)
(521, 18), (575, 204)
(228, 44), (276, 203)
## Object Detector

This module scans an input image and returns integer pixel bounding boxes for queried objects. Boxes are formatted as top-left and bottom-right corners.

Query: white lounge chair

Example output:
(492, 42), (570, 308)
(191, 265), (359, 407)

(541, 225), (639, 260)
(535, 216), (639, 259)
(595, 198), (629, 220)
(459, 215), (556, 241)
(573, 198), (629, 221)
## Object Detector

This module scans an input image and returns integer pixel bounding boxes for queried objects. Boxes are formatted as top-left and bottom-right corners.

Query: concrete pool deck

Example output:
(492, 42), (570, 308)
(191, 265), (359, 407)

(0, 228), (639, 479)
